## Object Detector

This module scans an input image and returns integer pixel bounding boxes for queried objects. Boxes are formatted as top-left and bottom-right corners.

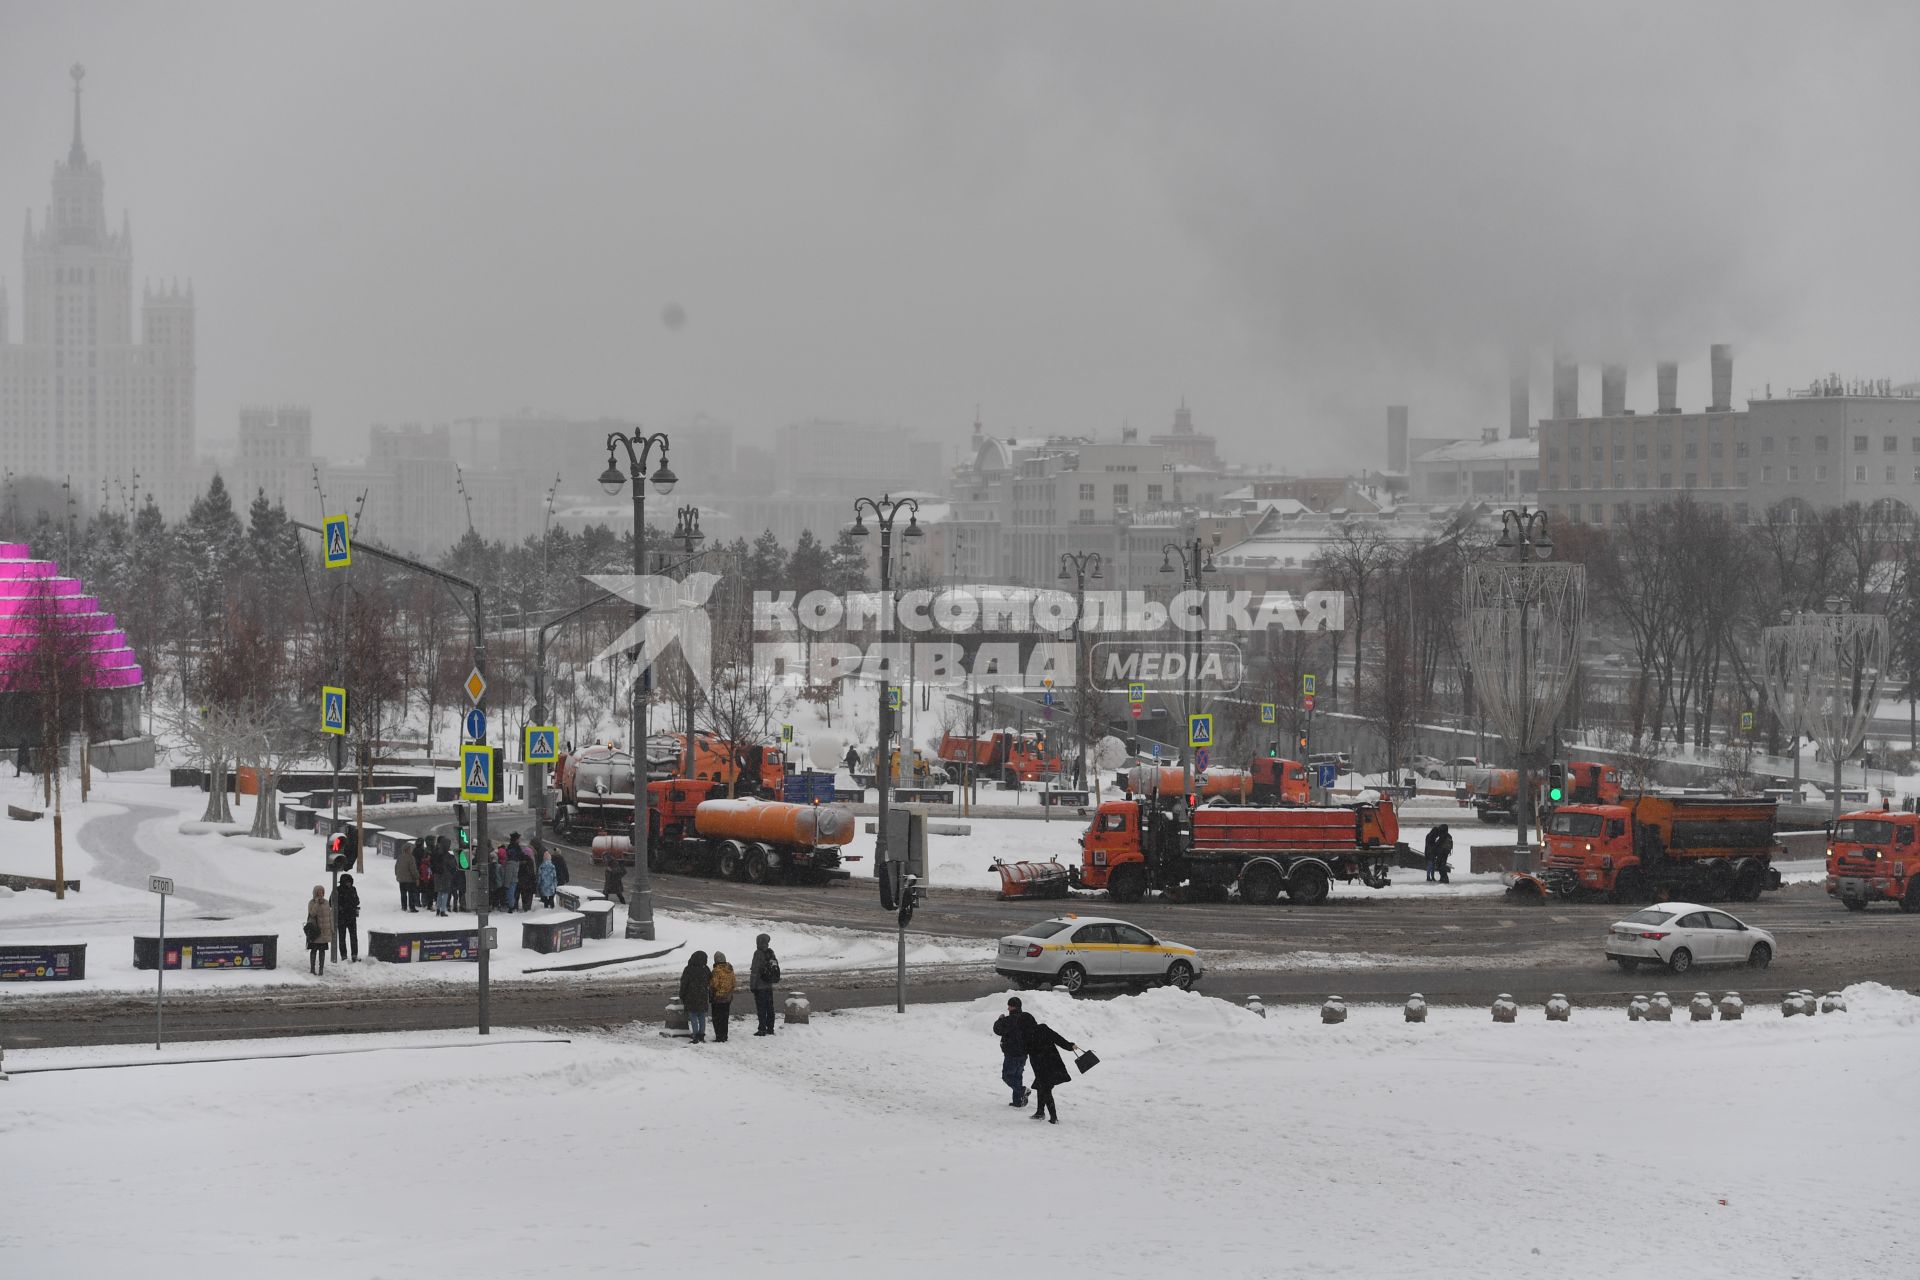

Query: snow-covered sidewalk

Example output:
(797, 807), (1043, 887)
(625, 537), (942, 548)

(3, 983), (1914, 1279)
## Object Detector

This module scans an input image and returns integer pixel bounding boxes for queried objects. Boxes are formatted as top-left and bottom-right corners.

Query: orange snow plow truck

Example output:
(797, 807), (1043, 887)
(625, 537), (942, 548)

(1826, 809), (1920, 912)
(1072, 794), (1402, 906)
(1511, 793), (1783, 903)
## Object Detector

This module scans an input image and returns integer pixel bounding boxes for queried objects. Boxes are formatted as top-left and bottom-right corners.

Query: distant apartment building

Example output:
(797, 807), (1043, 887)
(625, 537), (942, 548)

(0, 69), (196, 516)
(1408, 430), (1541, 506)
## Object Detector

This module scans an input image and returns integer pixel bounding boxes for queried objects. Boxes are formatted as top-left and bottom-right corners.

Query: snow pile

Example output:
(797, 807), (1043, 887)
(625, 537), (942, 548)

(2, 982), (1915, 1278)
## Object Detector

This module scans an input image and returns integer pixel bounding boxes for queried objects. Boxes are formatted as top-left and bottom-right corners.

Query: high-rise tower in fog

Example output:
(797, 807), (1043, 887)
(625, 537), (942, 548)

(1, 66), (195, 514)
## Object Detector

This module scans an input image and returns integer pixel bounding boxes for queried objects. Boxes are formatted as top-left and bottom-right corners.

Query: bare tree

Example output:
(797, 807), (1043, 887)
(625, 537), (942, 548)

(1315, 521), (1394, 714)
(1359, 554), (1425, 780)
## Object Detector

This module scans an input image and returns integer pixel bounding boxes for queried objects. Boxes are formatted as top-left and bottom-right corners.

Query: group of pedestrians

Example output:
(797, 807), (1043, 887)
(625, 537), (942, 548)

(677, 933), (782, 1044)
(389, 832), (569, 918)
(992, 997), (1082, 1124)
(1423, 824), (1454, 884)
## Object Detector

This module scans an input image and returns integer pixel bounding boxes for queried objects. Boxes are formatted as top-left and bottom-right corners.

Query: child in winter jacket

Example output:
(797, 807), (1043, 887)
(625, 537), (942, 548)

(709, 953), (737, 1043)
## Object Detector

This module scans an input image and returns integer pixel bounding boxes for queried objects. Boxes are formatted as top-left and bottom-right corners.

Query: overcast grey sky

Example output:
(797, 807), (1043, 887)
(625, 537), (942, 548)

(4, 1), (1918, 470)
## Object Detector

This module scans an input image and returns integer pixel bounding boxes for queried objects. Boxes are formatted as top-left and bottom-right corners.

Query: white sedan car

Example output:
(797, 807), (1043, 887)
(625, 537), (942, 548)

(995, 915), (1204, 993)
(1604, 902), (1777, 975)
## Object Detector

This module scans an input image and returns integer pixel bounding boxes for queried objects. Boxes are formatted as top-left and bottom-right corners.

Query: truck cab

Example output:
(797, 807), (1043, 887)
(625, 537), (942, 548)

(1248, 757), (1311, 805)
(1563, 761), (1622, 806)
(1826, 809), (1920, 912)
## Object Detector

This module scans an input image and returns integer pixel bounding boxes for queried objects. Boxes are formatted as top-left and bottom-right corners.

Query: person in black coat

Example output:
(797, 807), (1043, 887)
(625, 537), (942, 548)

(1024, 1019), (1079, 1124)
(1423, 826), (1441, 882)
(992, 997), (1036, 1107)
(444, 836), (467, 912)
(1433, 823), (1453, 885)
(331, 872), (362, 962)
(432, 840), (457, 916)
(515, 843), (538, 911)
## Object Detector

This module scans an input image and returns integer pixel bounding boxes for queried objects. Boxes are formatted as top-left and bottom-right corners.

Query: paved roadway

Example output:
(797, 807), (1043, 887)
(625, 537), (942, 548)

(7, 815), (1917, 1049)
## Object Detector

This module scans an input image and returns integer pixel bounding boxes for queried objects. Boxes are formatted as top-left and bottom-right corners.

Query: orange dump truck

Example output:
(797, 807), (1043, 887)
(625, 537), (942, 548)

(1072, 795), (1401, 906)
(591, 778), (855, 884)
(1826, 810), (1920, 912)
(1513, 794), (1782, 903)
(937, 730), (1061, 784)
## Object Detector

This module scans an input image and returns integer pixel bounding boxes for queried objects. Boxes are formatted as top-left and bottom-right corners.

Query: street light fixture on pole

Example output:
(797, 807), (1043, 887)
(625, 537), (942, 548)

(598, 429), (677, 942)
(1159, 536), (1216, 799)
(849, 495), (922, 874)
(1058, 551), (1104, 790)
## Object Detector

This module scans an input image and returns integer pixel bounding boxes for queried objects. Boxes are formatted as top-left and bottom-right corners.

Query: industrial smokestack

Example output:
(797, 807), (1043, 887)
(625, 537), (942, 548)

(1709, 343), (1733, 412)
(1386, 405), (1409, 473)
(1657, 361), (1679, 413)
(1600, 364), (1627, 417)
(1508, 353), (1529, 438)
(1552, 355), (1579, 419)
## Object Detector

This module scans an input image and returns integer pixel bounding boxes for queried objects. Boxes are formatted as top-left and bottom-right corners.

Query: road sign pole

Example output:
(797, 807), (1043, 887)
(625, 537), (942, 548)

(155, 888), (165, 1050)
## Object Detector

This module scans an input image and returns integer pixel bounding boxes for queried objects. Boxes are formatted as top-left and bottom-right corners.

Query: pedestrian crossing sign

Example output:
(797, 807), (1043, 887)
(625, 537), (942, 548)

(887, 686), (902, 711)
(1302, 673), (1316, 696)
(321, 685), (347, 736)
(461, 744), (496, 802)
(1127, 682), (1146, 705)
(1188, 713), (1213, 748)
(524, 725), (558, 765)
(781, 723), (794, 743)
(1259, 702), (1276, 724)
(322, 515), (351, 569)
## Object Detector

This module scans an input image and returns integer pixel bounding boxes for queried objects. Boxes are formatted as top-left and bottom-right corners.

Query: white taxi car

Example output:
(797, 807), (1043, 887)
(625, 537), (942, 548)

(1604, 902), (1777, 975)
(995, 915), (1204, 993)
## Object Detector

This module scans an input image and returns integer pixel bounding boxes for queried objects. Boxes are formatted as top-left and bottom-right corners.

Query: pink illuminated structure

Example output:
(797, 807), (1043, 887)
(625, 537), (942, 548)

(0, 541), (144, 692)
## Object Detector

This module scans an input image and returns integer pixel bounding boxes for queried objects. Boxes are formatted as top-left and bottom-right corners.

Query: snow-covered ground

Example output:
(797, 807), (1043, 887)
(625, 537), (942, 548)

(4, 982), (1915, 1279)
(0, 768), (976, 995)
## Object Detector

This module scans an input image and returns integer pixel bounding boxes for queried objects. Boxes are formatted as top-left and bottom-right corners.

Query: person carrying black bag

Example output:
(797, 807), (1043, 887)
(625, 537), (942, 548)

(1024, 1019), (1081, 1124)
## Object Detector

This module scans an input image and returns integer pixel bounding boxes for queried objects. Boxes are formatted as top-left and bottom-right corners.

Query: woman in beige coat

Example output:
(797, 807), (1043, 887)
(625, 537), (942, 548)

(305, 885), (333, 975)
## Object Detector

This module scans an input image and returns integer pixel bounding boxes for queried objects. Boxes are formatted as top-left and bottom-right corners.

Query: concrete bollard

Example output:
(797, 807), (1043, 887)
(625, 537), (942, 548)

(1689, 992), (1714, 1022)
(1491, 993), (1518, 1023)
(1320, 996), (1347, 1024)
(1799, 989), (1819, 1016)
(1628, 994), (1650, 1022)
(1544, 993), (1570, 1022)
(1404, 993), (1428, 1023)
(1244, 994), (1266, 1018)
(783, 991), (811, 1025)
(1647, 992), (1673, 1022)
(1719, 991), (1744, 1021)
(664, 995), (688, 1031)
(1781, 991), (1805, 1018)
(1820, 991), (1848, 1014)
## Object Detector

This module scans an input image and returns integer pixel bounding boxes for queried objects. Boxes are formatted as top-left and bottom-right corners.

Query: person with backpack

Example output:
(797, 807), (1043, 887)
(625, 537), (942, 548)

(993, 997), (1037, 1108)
(1433, 823), (1454, 885)
(304, 885), (333, 976)
(331, 872), (362, 962)
(1024, 1018), (1081, 1125)
(679, 950), (713, 1044)
(709, 951), (737, 1043)
(395, 839), (419, 911)
(750, 932), (781, 1036)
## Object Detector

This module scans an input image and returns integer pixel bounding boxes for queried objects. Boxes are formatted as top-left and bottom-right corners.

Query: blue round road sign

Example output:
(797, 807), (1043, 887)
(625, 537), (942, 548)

(463, 708), (487, 742)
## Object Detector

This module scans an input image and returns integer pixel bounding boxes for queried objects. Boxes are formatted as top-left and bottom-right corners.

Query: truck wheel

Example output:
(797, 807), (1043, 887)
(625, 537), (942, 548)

(1057, 963), (1088, 993)
(1732, 864), (1764, 902)
(1476, 807), (1493, 824)
(1843, 897), (1867, 912)
(1903, 882), (1920, 914)
(1747, 942), (1772, 970)
(1610, 869), (1647, 905)
(1164, 959), (1195, 990)
(745, 847), (771, 885)
(1667, 946), (1694, 975)
(1287, 865), (1331, 906)
(1614, 957), (1641, 973)
(716, 842), (744, 880)
(1239, 864), (1282, 906)
(1108, 866), (1147, 904)
(1705, 863), (1734, 902)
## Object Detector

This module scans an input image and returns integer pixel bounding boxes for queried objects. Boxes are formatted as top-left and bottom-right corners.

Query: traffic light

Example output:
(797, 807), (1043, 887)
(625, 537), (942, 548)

(326, 830), (356, 873)
(879, 859), (903, 911)
(451, 802), (473, 868)
(1297, 732), (1308, 754)
(1267, 740), (1280, 758)
(1546, 762), (1566, 804)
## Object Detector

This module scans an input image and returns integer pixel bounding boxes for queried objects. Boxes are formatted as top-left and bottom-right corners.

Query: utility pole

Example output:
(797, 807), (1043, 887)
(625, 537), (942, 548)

(849, 495), (924, 866)
(1059, 551), (1104, 792)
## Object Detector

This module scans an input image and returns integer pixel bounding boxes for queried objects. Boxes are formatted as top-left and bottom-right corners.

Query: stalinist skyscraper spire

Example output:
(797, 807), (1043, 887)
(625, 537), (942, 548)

(0, 66), (197, 516)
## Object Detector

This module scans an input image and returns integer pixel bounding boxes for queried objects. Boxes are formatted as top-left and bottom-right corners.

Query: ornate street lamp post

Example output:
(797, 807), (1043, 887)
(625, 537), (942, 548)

(1059, 551), (1104, 790)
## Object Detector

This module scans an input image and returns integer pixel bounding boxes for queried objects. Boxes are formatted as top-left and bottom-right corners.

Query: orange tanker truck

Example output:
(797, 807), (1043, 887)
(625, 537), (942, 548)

(591, 778), (856, 884)
(1072, 793), (1402, 905)
(1825, 809), (1920, 912)
(1511, 793), (1783, 903)
(1122, 760), (1313, 806)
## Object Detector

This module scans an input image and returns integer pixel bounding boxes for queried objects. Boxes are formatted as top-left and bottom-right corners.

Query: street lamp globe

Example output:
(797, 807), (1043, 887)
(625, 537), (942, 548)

(651, 461), (678, 495)
(598, 460), (626, 496)
(1091, 560), (1104, 580)
(905, 516), (923, 539)
(849, 518), (870, 537)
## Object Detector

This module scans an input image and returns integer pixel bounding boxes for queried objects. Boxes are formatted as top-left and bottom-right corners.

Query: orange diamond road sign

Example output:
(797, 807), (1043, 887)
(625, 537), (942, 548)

(464, 668), (487, 705)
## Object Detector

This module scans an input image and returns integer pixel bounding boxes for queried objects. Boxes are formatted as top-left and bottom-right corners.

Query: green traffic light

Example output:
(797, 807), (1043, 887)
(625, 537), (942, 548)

(1549, 787), (1563, 802)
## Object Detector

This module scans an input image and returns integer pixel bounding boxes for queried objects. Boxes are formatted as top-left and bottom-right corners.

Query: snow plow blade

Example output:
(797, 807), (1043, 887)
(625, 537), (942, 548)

(993, 859), (1071, 900)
